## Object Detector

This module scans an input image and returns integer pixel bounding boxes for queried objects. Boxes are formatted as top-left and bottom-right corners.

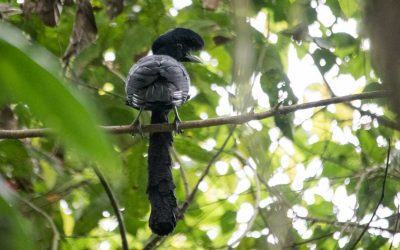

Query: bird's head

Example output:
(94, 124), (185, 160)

(152, 28), (204, 62)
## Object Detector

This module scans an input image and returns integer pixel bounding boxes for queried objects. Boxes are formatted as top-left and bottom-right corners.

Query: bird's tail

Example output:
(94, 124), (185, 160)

(147, 109), (178, 236)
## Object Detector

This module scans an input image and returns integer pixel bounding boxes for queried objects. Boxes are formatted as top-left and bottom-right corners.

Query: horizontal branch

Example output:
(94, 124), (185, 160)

(0, 91), (388, 139)
(296, 215), (397, 234)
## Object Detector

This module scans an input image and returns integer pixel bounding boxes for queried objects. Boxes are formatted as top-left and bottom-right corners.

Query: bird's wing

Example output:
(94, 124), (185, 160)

(159, 57), (190, 105)
(125, 56), (160, 91)
(125, 55), (190, 108)
(159, 57), (190, 90)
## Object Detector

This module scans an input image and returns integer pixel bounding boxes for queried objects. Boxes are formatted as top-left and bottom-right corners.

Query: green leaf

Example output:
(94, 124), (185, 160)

(237, 237), (256, 250)
(0, 140), (32, 178)
(117, 25), (155, 72)
(310, 141), (359, 173)
(220, 210), (236, 233)
(174, 137), (211, 163)
(13, 103), (33, 128)
(261, 68), (297, 140)
(323, 161), (353, 177)
(338, 0), (358, 18)
(0, 196), (36, 250)
(121, 141), (149, 235)
(340, 52), (370, 80)
(40, 161), (57, 190)
(1, 1), (398, 248)
(357, 130), (386, 163)
(363, 82), (383, 92)
(329, 32), (358, 58)
(357, 178), (379, 217)
(313, 37), (333, 50)
(260, 69), (282, 105)
(326, 0), (343, 16)
(0, 22), (121, 177)
(312, 48), (336, 74)
(264, 0), (290, 22)
(362, 236), (388, 249)
(74, 185), (105, 235)
(261, 45), (284, 73)
(308, 196), (333, 217)
(294, 42), (310, 59)
(274, 115), (294, 140)
(331, 32), (357, 48)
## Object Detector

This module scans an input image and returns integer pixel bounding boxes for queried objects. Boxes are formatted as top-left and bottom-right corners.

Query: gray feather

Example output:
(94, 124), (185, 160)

(125, 55), (190, 110)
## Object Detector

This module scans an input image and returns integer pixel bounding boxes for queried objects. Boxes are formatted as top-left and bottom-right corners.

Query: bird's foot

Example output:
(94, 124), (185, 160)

(272, 101), (284, 112)
(173, 107), (183, 135)
(130, 119), (144, 138)
(173, 118), (183, 135)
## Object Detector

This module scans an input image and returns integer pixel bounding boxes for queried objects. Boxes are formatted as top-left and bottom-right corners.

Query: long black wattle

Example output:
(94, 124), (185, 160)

(147, 109), (178, 236)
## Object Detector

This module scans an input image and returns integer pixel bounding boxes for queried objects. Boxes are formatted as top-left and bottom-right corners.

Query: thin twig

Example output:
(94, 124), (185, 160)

(0, 91), (388, 139)
(179, 126), (235, 216)
(29, 180), (90, 201)
(351, 103), (400, 131)
(335, 163), (368, 244)
(309, 51), (336, 98)
(67, 65), (125, 99)
(17, 195), (60, 250)
(143, 127), (236, 250)
(143, 235), (165, 250)
(72, 78), (125, 99)
(63, 233), (116, 238)
(172, 148), (189, 199)
(143, 236), (160, 250)
(103, 64), (126, 83)
(92, 166), (128, 250)
(296, 215), (397, 234)
(284, 232), (335, 249)
(312, 54), (400, 132)
(349, 139), (391, 249)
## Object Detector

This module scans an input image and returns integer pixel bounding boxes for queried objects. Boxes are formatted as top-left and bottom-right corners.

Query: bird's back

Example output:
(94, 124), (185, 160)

(125, 55), (190, 111)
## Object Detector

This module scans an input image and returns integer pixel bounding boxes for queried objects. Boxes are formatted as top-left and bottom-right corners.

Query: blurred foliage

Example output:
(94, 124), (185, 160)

(0, 0), (399, 249)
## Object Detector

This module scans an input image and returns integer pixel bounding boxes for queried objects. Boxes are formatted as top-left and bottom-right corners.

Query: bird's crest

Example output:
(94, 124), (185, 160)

(152, 28), (204, 53)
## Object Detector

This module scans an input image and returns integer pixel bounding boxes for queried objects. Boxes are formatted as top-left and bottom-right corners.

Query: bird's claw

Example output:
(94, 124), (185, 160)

(131, 119), (144, 138)
(172, 106), (183, 135)
(273, 101), (284, 112)
(173, 118), (183, 135)
(130, 108), (144, 138)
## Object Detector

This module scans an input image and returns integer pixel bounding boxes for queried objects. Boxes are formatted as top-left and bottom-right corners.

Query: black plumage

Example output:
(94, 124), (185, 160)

(125, 28), (204, 236)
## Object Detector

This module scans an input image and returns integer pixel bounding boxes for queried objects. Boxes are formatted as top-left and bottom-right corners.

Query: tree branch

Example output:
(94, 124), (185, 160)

(0, 91), (388, 139)
(349, 139), (391, 249)
(296, 215), (397, 234)
(92, 166), (128, 250)
(313, 60), (400, 132)
(172, 148), (189, 199)
(351, 104), (400, 131)
(179, 127), (235, 216)
(17, 195), (60, 250)
(143, 127), (235, 250)
(284, 232), (334, 249)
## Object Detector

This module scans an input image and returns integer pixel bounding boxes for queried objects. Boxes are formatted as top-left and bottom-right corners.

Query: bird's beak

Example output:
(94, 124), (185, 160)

(184, 54), (202, 63)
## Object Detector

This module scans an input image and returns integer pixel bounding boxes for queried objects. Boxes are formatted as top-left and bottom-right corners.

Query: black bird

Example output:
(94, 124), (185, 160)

(125, 28), (204, 236)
